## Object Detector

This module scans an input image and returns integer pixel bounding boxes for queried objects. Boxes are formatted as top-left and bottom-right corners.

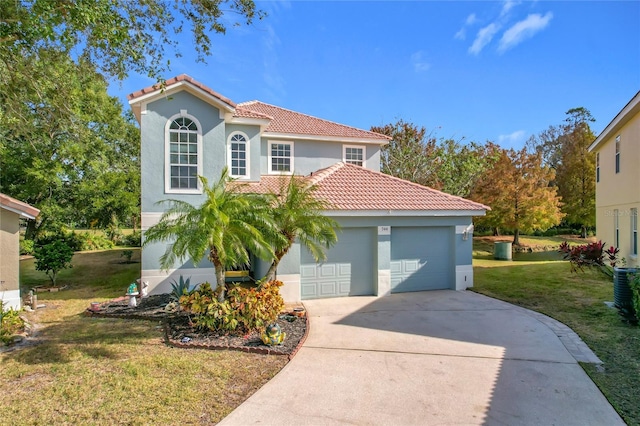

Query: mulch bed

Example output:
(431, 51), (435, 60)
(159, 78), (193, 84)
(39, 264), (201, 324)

(87, 294), (308, 358)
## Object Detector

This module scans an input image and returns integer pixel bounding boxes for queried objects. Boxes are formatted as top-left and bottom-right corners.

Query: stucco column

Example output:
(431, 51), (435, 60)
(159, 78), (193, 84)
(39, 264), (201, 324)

(377, 226), (391, 296)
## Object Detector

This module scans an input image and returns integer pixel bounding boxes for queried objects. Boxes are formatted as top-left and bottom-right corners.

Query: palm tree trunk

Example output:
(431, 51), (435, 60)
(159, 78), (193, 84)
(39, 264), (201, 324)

(263, 247), (290, 285)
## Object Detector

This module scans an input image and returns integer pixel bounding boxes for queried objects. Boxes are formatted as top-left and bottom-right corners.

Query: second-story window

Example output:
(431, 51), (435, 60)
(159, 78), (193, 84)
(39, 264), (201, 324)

(614, 209), (619, 248)
(344, 145), (365, 167)
(228, 132), (249, 178)
(269, 141), (293, 174)
(615, 135), (620, 174)
(167, 115), (200, 191)
(632, 208), (638, 257)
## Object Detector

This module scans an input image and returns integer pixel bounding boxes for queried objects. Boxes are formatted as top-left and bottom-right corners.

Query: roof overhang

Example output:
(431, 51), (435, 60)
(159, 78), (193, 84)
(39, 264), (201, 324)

(262, 132), (390, 145)
(323, 209), (487, 217)
(128, 80), (237, 123)
(588, 91), (640, 152)
(0, 193), (40, 220)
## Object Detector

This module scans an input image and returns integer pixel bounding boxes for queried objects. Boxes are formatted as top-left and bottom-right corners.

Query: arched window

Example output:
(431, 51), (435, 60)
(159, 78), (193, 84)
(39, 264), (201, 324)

(165, 113), (202, 193)
(228, 132), (249, 178)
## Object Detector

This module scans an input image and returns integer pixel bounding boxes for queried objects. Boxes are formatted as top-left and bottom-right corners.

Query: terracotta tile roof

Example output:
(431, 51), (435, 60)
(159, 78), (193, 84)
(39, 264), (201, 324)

(233, 106), (273, 121)
(232, 164), (488, 213)
(237, 101), (390, 142)
(307, 163), (489, 212)
(127, 74), (236, 108)
(129, 74), (389, 142)
(0, 193), (40, 219)
(230, 176), (301, 195)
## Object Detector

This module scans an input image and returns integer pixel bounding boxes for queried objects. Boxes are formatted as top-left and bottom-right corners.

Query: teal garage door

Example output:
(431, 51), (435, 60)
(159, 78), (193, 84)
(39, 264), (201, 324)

(300, 227), (375, 299)
(391, 226), (453, 293)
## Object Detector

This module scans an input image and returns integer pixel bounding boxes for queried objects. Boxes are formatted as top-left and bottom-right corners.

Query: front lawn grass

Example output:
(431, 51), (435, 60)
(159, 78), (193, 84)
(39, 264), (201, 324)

(1, 249), (286, 425)
(473, 247), (640, 425)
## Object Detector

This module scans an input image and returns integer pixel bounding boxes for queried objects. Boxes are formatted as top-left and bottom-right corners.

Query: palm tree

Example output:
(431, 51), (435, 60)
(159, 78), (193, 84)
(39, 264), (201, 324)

(262, 175), (339, 283)
(143, 168), (276, 301)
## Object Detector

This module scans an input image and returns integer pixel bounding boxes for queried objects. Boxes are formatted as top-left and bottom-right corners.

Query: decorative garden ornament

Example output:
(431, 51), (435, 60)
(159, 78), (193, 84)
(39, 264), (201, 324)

(261, 322), (285, 346)
(126, 282), (139, 307)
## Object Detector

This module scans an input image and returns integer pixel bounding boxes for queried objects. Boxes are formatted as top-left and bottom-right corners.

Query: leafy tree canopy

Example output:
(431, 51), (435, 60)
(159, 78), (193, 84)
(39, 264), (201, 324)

(372, 119), (497, 197)
(0, 0), (264, 80)
(526, 107), (596, 236)
(470, 146), (564, 245)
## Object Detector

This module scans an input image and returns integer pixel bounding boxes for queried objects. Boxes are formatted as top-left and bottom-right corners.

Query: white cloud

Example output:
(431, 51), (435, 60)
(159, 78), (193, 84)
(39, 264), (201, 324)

(469, 23), (500, 55)
(498, 12), (553, 53)
(500, 0), (520, 18)
(262, 25), (285, 96)
(411, 51), (431, 72)
(466, 13), (478, 25)
(498, 130), (527, 147)
(454, 28), (466, 41)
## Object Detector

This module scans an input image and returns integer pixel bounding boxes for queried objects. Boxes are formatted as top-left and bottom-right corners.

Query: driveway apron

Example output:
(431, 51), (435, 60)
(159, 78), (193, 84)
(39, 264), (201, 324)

(219, 290), (624, 425)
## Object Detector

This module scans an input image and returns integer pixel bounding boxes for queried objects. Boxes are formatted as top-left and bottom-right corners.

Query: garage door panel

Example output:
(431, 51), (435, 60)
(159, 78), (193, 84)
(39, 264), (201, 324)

(391, 227), (453, 293)
(301, 228), (374, 299)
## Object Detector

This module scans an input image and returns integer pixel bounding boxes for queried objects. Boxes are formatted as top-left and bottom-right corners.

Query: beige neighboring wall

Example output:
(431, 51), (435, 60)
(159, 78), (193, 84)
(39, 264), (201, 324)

(0, 193), (40, 309)
(0, 208), (21, 296)
(589, 91), (640, 266)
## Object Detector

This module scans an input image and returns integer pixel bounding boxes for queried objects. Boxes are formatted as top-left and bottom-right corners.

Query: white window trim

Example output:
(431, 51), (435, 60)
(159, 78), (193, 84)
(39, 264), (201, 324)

(227, 131), (250, 179)
(615, 135), (621, 174)
(164, 111), (203, 194)
(268, 140), (294, 175)
(632, 208), (638, 258)
(343, 144), (366, 167)
(614, 209), (619, 248)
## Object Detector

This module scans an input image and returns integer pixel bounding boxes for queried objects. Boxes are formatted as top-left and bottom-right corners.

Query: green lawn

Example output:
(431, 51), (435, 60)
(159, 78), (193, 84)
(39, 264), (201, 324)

(472, 237), (640, 425)
(2, 249), (286, 425)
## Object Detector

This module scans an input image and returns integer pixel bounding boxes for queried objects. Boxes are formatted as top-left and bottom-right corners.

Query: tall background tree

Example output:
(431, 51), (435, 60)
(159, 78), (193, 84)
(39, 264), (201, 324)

(470, 147), (564, 245)
(372, 120), (496, 197)
(1, 1), (263, 238)
(527, 108), (596, 237)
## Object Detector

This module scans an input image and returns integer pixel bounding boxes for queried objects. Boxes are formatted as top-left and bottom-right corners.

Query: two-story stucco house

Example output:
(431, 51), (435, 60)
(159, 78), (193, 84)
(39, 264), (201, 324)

(588, 91), (640, 266)
(128, 75), (488, 302)
(0, 193), (40, 309)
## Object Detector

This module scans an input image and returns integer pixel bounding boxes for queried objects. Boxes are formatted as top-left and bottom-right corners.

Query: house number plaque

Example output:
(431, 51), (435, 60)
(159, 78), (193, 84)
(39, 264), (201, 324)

(378, 226), (391, 235)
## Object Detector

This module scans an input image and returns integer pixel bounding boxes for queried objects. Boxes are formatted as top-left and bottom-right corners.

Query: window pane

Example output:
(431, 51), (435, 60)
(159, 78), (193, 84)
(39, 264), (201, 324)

(170, 154), (178, 163)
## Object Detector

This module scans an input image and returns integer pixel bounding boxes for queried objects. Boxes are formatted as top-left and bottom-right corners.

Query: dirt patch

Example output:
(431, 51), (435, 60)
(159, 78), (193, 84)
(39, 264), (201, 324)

(87, 294), (308, 358)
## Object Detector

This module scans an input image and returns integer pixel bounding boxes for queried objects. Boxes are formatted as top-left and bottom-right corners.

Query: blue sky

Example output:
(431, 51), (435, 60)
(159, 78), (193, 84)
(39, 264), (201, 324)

(112, 1), (640, 149)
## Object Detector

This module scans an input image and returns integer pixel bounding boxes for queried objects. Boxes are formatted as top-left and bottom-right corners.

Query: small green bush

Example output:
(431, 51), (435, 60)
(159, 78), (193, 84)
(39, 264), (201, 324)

(629, 274), (640, 323)
(0, 301), (25, 345)
(20, 238), (35, 255)
(180, 280), (285, 335)
(122, 230), (141, 247)
(34, 240), (74, 286)
(170, 275), (192, 301)
(75, 232), (114, 251)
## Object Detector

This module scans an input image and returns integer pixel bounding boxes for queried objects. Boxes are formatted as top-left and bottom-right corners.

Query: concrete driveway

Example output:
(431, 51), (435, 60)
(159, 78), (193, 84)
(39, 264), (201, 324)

(220, 290), (624, 425)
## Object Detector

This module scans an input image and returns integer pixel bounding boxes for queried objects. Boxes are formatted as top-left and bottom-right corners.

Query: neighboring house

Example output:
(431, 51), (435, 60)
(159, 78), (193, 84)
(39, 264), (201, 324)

(589, 91), (640, 266)
(0, 193), (40, 310)
(128, 74), (488, 302)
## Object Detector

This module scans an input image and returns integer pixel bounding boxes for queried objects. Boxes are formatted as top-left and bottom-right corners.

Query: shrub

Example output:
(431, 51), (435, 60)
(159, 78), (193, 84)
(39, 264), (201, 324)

(121, 250), (134, 263)
(75, 232), (114, 251)
(629, 274), (640, 323)
(559, 240), (619, 278)
(122, 230), (141, 247)
(170, 275), (192, 301)
(0, 301), (25, 345)
(180, 280), (285, 335)
(34, 240), (74, 286)
(20, 238), (35, 255)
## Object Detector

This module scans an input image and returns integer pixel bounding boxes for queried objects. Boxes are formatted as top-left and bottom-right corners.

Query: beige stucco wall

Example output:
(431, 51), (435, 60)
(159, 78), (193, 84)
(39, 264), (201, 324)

(0, 208), (21, 308)
(594, 110), (640, 266)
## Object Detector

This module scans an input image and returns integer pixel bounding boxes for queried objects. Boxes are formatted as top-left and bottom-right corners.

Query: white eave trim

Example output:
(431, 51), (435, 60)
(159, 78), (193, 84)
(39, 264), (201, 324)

(261, 132), (390, 145)
(589, 91), (640, 152)
(225, 115), (272, 128)
(0, 205), (37, 220)
(128, 82), (236, 115)
(323, 209), (487, 217)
